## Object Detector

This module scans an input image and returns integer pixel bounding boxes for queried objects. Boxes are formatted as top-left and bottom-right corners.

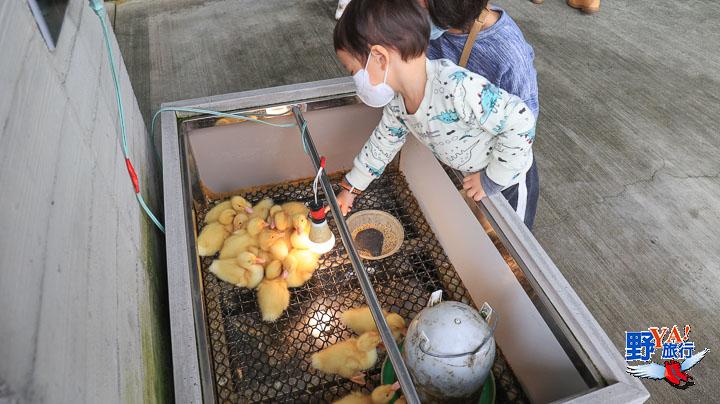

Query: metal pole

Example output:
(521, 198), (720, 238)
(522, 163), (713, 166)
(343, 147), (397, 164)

(292, 106), (420, 404)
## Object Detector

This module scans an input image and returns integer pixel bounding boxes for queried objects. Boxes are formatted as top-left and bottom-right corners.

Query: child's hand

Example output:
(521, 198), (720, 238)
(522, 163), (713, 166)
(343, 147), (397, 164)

(463, 173), (487, 201)
(336, 190), (356, 216)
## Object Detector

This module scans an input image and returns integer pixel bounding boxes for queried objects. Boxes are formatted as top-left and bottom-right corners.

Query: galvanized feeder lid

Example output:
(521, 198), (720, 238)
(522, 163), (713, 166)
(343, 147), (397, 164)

(412, 300), (493, 358)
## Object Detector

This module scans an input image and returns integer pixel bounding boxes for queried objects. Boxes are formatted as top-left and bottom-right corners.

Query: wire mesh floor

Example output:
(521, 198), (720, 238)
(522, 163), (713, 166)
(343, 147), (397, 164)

(197, 168), (528, 403)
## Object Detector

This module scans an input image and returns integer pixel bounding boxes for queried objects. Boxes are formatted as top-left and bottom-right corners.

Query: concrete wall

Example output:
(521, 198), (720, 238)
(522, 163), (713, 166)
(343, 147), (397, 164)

(0, 1), (170, 402)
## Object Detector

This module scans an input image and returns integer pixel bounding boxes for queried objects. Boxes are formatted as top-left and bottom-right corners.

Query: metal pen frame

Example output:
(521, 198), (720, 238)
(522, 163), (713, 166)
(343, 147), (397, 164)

(162, 77), (648, 403)
(291, 106), (421, 404)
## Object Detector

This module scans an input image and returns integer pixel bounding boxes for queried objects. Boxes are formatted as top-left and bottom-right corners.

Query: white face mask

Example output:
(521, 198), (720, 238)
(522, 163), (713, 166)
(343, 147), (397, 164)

(429, 17), (447, 40)
(353, 54), (395, 108)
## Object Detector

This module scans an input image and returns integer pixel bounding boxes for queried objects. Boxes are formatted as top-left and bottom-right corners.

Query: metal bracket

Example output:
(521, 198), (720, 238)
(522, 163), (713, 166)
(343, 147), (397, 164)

(292, 106), (421, 404)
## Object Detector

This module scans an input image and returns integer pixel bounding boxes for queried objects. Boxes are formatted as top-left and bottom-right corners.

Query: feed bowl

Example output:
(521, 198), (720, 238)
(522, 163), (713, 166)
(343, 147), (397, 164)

(346, 210), (404, 260)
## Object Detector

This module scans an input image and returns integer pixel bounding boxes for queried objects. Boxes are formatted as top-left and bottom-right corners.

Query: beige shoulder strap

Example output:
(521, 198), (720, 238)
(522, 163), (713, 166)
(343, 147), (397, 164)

(458, 9), (489, 68)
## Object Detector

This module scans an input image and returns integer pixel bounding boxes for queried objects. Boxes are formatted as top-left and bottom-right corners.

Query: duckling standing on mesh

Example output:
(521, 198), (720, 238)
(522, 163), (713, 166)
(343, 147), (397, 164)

(197, 221), (230, 256)
(210, 252), (265, 288)
(256, 270), (290, 322)
(311, 331), (382, 385)
(341, 306), (407, 342)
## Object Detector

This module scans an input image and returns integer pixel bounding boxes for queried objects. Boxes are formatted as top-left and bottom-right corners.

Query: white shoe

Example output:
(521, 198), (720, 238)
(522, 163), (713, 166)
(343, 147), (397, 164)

(335, 0), (351, 20)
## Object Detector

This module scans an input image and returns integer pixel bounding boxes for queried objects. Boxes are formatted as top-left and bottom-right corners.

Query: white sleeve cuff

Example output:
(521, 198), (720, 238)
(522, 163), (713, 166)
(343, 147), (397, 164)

(345, 167), (374, 191)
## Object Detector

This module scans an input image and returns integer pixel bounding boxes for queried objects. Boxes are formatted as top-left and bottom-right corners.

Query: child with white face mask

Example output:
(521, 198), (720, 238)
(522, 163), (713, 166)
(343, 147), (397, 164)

(334, 0), (538, 229)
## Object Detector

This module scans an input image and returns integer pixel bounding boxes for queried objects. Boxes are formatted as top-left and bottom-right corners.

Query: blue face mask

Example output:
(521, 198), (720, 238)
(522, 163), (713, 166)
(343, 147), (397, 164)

(429, 17), (447, 40)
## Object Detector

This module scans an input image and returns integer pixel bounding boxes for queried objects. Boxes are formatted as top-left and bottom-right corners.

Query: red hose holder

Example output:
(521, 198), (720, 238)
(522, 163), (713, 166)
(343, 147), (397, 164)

(125, 158), (140, 193)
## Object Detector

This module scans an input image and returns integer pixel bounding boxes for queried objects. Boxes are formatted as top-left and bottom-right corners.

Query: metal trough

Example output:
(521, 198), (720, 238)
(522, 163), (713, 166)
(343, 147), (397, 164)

(161, 78), (649, 403)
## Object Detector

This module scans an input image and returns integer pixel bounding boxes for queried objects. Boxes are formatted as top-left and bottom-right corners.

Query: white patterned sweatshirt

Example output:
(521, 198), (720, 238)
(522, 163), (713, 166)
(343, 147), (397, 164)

(345, 58), (536, 194)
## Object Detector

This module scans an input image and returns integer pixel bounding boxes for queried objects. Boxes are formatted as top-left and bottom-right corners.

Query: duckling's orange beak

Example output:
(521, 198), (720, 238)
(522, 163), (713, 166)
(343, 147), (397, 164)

(245, 207), (253, 214)
(281, 270), (289, 279)
(390, 381), (401, 391)
(254, 257), (266, 264)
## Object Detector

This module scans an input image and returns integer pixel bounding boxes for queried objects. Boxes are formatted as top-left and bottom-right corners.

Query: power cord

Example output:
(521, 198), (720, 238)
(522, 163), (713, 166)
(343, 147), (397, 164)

(90, 0), (311, 234)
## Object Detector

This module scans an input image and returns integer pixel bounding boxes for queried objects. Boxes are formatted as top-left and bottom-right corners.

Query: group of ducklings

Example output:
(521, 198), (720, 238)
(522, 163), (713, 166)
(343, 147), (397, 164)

(312, 306), (408, 403)
(197, 195), (324, 322)
(199, 197), (410, 402)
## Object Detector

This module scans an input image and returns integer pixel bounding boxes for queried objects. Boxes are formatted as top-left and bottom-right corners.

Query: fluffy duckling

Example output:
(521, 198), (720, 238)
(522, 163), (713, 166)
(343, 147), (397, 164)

(247, 217), (269, 237)
(311, 331), (382, 384)
(283, 249), (320, 287)
(205, 200), (232, 224)
(237, 252), (266, 288)
(232, 213), (249, 231)
(268, 205), (283, 228)
(247, 246), (273, 266)
(209, 252), (264, 288)
(215, 117), (245, 126)
(258, 229), (286, 251)
(217, 208), (237, 225)
(332, 383), (401, 404)
(218, 232), (258, 259)
(264, 260), (283, 280)
(282, 201), (309, 218)
(231, 195), (253, 214)
(272, 211), (290, 231)
(197, 222), (230, 256)
(257, 277), (290, 322)
(341, 307), (407, 342)
(249, 197), (274, 221)
(269, 234), (290, 261)
(290, 214), (313, 250)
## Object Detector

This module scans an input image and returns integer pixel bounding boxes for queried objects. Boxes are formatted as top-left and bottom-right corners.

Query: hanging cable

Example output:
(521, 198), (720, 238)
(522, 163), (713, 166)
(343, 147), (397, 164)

(311, 156), (326, 205)
(91, 0), (165, 233)
(90, 0), (312, 235)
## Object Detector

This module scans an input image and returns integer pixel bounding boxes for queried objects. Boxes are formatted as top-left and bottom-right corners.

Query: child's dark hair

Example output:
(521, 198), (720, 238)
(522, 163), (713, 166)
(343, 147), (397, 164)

(333, 0), (429, 63)
(427, 0), (490, 31)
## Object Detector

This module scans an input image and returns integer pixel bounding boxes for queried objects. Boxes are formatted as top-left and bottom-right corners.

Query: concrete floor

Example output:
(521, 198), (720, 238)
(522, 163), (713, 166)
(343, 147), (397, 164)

(114, 0), (720, 402)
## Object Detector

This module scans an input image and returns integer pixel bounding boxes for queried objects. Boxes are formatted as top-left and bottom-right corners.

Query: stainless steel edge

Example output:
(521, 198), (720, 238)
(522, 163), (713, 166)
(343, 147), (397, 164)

(161, 77), (356, 116)
(292, 106), (421, 404)
(177, 121), (219, 404)
(161, 77), (649, 403)
(468, 183), (648, 401)
(161, 110), (204, 404)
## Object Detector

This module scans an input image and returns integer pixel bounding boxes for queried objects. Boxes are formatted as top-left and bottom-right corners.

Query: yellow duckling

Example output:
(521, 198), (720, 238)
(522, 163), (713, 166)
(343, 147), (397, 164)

(282, 201), (309, 218)
(283, 249), (320, 287)
(257, 277), (290, 322)
(215, 117), (245, 126)
(269, 205), (283, 219)
(204, 200), (232, 224)
(269, 234), (291, 261)
(232, 213), (249, 231)
(217, 208), (237, 225)
(247, 217), (269, 237)
(264, 260), (283, 280)
(333, 383), (401, 404)
(258, 229), (286, 251)
(249, 197), (274, 221)
(340, 307), (407, 342)
(231, 195), (253, 214)
(209, 252), (264, 288)
(197, 222), (230, 256)
(218, 232), (258, 259)
(290, 214), (313, 250)
(311, 331), (382, 385)
(272, 211), (290, 231)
